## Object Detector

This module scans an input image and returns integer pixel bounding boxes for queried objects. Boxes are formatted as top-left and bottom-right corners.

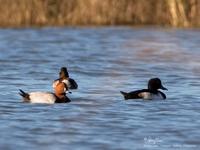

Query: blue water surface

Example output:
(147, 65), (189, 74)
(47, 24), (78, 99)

(0, 27), (199, 150)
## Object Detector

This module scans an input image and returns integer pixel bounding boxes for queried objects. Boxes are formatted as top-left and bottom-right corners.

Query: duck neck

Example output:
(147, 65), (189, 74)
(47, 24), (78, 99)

(149, 89), (159, 94)
(59, 77), (68, 81)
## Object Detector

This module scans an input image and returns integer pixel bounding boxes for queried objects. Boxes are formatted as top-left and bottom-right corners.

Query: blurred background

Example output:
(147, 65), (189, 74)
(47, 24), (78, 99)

(0, 1), (200, 150)
(0, 0), (199, 28)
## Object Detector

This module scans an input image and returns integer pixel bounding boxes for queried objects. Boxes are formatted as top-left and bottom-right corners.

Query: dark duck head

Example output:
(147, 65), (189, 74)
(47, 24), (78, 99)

(148, 78), (167, 93)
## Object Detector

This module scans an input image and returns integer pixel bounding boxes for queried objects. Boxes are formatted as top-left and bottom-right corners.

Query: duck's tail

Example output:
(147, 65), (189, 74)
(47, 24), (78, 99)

(120, 91), (129, 100)
(69, 78), (78, 89)
(19, 89), (30, 102)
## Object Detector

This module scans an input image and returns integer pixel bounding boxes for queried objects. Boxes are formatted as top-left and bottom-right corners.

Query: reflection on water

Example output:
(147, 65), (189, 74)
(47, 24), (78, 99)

(0, 27), (200, 149)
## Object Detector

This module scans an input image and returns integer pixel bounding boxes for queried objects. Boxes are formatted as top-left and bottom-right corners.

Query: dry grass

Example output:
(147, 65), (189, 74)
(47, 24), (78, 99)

(0, 0), (199, 27)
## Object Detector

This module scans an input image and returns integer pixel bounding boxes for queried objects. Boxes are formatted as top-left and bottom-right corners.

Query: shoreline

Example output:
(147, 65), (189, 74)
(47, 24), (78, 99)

(0, 25), (199, 29)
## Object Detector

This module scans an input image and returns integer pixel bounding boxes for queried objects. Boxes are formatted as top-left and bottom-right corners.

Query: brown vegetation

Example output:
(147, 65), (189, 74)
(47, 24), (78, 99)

(0, 0), (199, 27)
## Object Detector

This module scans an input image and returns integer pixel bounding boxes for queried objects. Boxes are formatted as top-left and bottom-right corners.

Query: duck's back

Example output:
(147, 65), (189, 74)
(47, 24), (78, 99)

(29, 92), (56, 104)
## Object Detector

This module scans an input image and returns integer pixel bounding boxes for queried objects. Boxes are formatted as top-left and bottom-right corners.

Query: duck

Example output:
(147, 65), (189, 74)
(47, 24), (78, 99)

(53, 67), (78, 90)
(18, 67), (78, 104)
(120, 78), (167, 100)
(19, 89), (71, 104)
(19, 70), (72, 104)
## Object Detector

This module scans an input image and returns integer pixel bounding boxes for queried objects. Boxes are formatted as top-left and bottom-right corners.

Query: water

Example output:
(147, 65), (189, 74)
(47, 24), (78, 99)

(0, 27), (199, 150)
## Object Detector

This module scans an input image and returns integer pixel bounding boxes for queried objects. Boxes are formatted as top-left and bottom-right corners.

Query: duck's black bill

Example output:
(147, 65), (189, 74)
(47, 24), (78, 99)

(160, 86), (168, 90)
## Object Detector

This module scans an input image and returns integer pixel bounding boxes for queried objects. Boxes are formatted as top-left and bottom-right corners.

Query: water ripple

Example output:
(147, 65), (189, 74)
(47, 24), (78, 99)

(0, 27), (199, 150)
